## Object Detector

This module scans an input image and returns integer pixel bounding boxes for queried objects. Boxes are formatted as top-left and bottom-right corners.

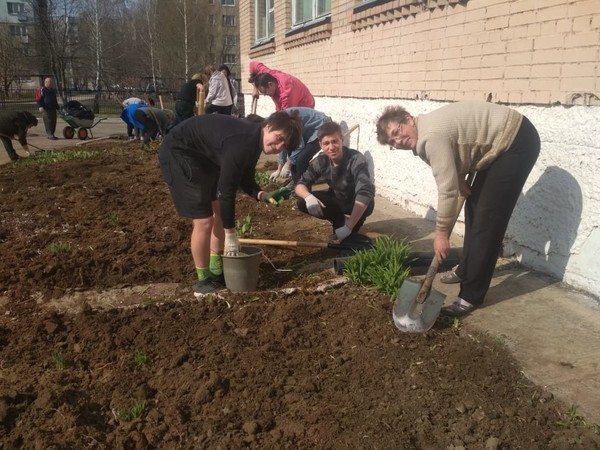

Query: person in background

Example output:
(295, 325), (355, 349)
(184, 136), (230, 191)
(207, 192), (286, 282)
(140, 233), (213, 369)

(248, 61), (314, 111)
(376, 101), (540, 317)
(132, 107), (175, 150)
(270, 107), (332, 189)
(295, 121), (375, 242)
(218, 65), (238, 116)
(121, 97), (145, 140)
(158, 111), (302, 296)
(174, 73), (206, 125)
(37, 77), (59, 140)
(0, 111), (38, 162)
(204, 65), (233, 115)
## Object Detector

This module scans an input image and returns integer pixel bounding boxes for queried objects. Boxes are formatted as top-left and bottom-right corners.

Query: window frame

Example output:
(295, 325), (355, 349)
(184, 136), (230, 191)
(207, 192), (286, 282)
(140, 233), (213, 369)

(7, 2), (25, 15)
(222, 14), (236, 27)
(254, 0), (275, 45)
(291, 0), (331, 28)
(221, 0), (235, 6)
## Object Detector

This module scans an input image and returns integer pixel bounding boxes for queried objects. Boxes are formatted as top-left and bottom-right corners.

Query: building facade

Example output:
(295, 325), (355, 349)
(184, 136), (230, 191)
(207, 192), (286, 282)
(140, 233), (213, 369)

(239, 0), (600, 297)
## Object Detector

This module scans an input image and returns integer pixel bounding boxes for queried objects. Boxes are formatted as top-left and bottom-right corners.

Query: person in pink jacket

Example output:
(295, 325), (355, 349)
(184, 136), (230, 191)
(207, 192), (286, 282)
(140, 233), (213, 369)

(249, 61), (315, 111)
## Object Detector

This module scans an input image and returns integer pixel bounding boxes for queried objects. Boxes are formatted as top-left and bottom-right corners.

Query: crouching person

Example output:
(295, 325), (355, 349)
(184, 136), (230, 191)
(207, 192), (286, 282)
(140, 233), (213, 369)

(295, 121), (375, 241)
(159, 112), (302, 296)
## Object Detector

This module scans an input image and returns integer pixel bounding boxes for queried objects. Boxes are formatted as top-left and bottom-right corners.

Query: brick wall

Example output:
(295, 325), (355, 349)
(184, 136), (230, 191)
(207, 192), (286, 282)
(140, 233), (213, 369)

(240, 0), (600, 106)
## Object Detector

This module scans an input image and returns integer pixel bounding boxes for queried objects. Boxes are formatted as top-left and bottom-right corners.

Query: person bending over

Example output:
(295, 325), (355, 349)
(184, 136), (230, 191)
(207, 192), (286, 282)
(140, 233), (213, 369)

(0, 111), (38, 161)
(248, 61), (314, 111)
(295, 121), (375, 242)
(159, 111), (302, 296)
(376, 101), (540, 317)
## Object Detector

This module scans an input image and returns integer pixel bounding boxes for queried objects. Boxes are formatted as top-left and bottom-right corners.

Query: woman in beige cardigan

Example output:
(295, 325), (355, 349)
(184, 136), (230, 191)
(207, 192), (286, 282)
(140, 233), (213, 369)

(376, 101), (540, 316)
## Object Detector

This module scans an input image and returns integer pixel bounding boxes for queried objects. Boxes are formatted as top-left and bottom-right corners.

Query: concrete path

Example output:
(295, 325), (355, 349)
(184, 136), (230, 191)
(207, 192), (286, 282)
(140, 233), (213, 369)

(2, 118), (599, 424)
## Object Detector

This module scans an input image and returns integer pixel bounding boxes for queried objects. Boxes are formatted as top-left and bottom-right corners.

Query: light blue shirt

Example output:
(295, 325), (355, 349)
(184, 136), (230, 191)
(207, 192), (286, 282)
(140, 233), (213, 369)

(279, 107), (331, 165)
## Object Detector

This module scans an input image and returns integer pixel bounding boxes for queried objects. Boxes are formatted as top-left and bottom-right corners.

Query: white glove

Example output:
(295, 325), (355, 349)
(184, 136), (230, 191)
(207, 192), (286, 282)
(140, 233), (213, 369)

(305, 194), (325, 218)
(334, 225), (352, 241)
(280, 161), (292, 179)
(224, 232), (240, 256)
(269, 169), (281, 181)
(38, 107), (44, 112)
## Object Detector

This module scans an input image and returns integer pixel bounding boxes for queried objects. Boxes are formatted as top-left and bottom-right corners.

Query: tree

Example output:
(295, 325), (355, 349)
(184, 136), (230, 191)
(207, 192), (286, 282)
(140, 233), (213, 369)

(0, 28), (30, 94)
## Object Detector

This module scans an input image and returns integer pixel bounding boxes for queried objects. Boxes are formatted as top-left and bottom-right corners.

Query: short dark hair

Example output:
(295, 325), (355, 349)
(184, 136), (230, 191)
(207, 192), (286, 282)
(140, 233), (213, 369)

(376, 105), (412, 145)
(252, 73), (277, 89)
(264, 110), (303, 150)
(317, 121), (343, 141)
(245, 113), (265, 123)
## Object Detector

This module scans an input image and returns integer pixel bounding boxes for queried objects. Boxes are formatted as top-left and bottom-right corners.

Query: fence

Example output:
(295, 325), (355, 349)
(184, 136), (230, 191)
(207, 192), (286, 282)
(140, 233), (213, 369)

(0, 89), (178, 115)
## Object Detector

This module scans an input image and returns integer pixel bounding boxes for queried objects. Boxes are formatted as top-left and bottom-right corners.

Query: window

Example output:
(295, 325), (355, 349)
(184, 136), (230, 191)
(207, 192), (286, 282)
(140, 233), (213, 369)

(221, 0), (235, 5)
(223, 35), (237, 46)
(224, 54), (237, 64)
(9, 25), (27, 37)
(292, 0), (330, 26)
(255, 0), (274, 42)
(208, 14), (215, 25)
(222, 15), (235, 26)
(7, 2), (25, 15)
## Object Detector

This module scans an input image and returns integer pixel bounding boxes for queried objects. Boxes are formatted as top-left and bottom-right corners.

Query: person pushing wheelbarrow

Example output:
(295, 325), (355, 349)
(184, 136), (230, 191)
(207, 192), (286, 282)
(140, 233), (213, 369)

(376, 101), (540, 317)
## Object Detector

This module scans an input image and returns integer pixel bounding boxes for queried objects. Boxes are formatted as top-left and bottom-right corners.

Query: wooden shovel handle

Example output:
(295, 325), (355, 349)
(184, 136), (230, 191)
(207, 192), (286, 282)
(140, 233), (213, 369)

(416, 172), (475, 303)
(239, 238), (328, 248)
(251, 97), (258, 115)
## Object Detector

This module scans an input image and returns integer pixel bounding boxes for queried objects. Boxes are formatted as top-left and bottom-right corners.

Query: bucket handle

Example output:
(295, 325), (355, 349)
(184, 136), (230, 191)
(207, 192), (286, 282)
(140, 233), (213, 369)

(262, 253), (292, 272)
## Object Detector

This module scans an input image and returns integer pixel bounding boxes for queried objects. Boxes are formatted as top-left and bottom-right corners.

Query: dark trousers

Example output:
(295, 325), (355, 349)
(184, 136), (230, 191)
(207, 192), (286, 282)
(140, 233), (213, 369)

(291, 140), (322, 183)
(456, 116), (540, 306)
(133, 110), (159, 145)
(175, 99), (195, 125)
(297, 190), (375, 231)
(205, 104), (233, 115)
(1, 136), (18, 160)
(42, 109), (57, 137)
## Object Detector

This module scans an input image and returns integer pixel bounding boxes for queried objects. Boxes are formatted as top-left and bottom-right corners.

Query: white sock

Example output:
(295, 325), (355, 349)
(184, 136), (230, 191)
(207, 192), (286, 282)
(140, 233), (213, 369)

(454, 297), (473, 307)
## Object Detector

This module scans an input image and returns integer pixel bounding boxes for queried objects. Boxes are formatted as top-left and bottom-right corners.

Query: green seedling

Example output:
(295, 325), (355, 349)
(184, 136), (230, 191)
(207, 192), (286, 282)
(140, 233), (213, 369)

(109, 212), (119, 226)
(452, 318), (461, 332)
(134, 351), (148, 366)
(118, 400), (146, 421)
(492, 335), (506, 346)
(16, 149), (98, 168)
(255, 171), (270, 187)
(236, 215), (254, 237)
(53, 350), (66, 370)
(343, 236), (412, 296)
(47, 242), (71, 255)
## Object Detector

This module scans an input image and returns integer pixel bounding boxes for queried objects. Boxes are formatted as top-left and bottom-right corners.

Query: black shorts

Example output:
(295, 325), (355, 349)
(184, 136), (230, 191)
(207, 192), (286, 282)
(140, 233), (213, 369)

(158, 142), (219, 219)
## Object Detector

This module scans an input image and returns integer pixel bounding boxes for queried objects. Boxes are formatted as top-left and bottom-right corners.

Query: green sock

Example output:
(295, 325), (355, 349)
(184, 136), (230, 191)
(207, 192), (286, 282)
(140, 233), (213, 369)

(209, 252), (223, 276)
(196, 267), (211, 281)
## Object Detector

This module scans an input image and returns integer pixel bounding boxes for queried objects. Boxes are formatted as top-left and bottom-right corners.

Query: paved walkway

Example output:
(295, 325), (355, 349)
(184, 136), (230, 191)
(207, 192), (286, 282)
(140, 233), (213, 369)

(2, 118), (600, 423)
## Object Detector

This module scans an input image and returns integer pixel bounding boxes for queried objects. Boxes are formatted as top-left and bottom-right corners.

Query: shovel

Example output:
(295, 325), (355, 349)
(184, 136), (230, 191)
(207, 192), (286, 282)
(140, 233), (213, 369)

(239, 233), (375, 255)
(393, 173), (475, 333)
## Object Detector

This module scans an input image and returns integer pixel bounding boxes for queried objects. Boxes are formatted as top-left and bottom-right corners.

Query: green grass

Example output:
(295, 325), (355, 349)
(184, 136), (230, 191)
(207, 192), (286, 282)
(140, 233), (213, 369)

(53, 350), (66, 370)
(342, 236), (412, 297)
(14, 149), (99, 167)
(47, 241), (71, 255)
(134, 351), (149, 366)
(118, 400), (146, 421)
(109, 212), (119, 227)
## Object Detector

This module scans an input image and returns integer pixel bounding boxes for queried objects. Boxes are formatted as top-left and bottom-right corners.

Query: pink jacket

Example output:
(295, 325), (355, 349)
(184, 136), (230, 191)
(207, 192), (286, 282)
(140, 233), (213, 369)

(249, 61), (315, 111)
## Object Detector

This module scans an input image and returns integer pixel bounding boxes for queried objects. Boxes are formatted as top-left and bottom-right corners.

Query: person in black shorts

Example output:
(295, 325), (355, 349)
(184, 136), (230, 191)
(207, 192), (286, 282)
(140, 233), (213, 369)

(158, 111), (302, 296)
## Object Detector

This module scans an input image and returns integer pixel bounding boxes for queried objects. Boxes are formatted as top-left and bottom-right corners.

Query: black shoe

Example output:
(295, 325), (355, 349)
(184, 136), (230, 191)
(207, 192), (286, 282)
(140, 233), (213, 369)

(440, 298), (476, 317)
(194, 275), (225, 298)
(10, 154), (19, 161)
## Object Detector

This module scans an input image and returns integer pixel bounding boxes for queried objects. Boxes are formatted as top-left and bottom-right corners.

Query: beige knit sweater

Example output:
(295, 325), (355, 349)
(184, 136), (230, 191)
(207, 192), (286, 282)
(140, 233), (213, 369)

(413, 101), (523, 232)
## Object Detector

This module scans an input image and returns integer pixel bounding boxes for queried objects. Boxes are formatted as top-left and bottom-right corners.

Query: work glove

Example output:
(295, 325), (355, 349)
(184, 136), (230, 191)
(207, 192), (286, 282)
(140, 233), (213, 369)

(269, 168), (281, 181)
(280, 161), (292, 179)
(334, 225), (352, 242)
(38, 107), (44, 112)
(262, 187), (292, 206)
(224, 231), (240, 256)
(305, 194), (325, 218)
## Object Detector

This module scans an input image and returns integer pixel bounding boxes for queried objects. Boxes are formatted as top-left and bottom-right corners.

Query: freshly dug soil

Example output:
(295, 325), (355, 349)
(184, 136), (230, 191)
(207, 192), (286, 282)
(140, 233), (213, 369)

(0, 142), (598, 449)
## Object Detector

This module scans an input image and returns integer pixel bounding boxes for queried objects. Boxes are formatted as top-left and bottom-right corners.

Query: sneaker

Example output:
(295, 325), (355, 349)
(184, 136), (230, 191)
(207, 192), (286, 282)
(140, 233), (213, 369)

(48, 136), (58, 140)
(128, 136), (136, 141)
(10, 154), (19, 161)
(194, 275), (225, 297)
(440, 297), (476, 317)
(440, 265), (462, 284)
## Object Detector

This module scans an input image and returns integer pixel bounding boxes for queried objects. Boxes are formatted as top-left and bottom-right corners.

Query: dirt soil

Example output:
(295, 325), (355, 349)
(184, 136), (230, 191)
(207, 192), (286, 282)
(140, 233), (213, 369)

(1, 141), (599, 449)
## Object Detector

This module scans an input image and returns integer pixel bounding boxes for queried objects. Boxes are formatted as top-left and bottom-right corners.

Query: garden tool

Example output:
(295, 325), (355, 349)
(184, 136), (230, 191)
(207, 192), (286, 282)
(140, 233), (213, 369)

(392, 173), (475, 333)
(251, 96), (258, 115)
(239, 233), (375, 255)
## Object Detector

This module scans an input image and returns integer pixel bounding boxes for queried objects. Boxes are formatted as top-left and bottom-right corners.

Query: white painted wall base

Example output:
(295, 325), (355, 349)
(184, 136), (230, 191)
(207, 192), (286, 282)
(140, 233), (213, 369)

(247, 95), (600, 298)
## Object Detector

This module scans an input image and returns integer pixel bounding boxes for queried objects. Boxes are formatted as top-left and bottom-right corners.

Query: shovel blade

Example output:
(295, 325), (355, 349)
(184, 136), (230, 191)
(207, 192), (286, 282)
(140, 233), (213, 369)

(392, 278), (446, 333)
